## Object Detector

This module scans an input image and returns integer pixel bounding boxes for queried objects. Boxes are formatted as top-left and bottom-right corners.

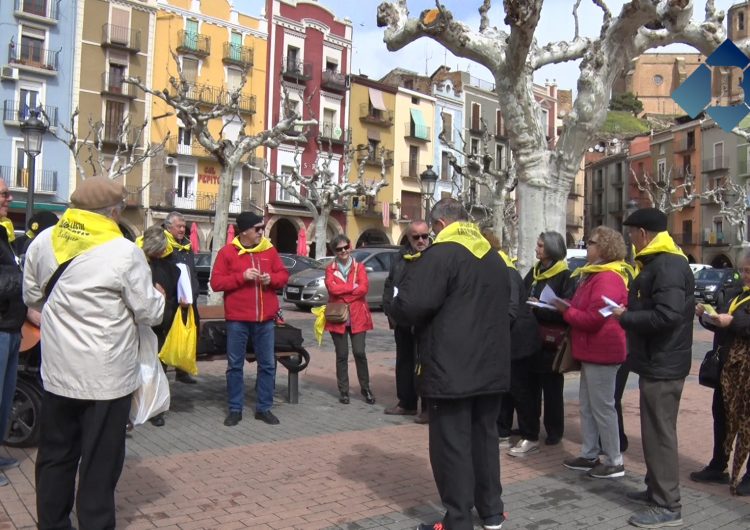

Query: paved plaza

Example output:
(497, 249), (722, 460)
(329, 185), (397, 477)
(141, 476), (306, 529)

(1, 304), (749, 529)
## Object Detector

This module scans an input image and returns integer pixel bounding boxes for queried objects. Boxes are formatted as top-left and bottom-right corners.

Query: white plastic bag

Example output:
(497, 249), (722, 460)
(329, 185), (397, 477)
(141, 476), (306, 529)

(130, 325), (171, 425)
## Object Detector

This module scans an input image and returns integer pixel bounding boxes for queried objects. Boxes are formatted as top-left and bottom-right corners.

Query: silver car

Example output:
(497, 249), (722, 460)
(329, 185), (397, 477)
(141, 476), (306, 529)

(283, 247), (400, 309)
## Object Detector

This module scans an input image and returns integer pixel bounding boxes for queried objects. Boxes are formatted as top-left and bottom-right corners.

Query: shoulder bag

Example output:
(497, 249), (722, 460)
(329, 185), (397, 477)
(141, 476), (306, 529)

(698, 349), (722, 389)
(551, 334), (580, 373)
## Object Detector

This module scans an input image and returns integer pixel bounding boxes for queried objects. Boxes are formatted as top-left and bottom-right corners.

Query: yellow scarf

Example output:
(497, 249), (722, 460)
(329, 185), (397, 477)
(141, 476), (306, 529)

(433, 221), (490, 259)
(135, 235), (173, 258)
(571, 260), (635, 287)
(532, 260), (568, 283)
(51, 208), (122, 264)
(729, 287), (750, 315)
(0, 218), (15, 243)
(165, 230), (191, 252)
(635, 231), (687, 272)
(232, 236), (273, 255)
(499, 250), (516, 269)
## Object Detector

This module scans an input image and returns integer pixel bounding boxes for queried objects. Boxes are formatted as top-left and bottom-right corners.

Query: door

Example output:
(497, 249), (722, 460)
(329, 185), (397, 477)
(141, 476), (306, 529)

(184, 19), (199, 50)
(18, 88), (39, 122)
(230, 32), (242, 62)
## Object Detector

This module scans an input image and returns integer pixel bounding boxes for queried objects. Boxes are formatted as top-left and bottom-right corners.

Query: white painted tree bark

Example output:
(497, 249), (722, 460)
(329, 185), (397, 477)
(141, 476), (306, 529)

(377, 0), (726, 271)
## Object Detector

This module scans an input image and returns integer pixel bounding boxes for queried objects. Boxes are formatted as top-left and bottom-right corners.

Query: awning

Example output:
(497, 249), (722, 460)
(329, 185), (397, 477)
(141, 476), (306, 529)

(367, 129), (380, 141)
(10, 200), (67, 212)
(410, 108), (429, 140)
(368, 88), (387, 111)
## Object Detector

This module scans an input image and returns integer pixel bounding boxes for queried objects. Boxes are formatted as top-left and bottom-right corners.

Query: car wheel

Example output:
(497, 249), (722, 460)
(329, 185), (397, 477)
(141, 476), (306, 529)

(716, 290), (726, 308)
(5, 377), (42, 448)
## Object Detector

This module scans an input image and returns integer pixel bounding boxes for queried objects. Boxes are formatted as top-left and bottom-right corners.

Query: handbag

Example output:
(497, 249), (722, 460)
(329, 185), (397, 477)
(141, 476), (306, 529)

(538, 323), (568, 349)
(324, 302), (350, 324)
(698, 349), (722, 388)
(551, 334), (580, 374)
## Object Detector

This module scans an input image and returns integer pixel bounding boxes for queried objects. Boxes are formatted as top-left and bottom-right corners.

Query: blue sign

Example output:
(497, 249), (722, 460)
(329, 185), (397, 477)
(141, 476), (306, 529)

(672, 39), (750, 132)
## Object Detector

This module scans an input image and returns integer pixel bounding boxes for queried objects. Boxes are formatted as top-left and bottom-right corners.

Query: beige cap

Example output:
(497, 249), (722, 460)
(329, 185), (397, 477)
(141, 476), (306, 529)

(70, 177), (127, 210)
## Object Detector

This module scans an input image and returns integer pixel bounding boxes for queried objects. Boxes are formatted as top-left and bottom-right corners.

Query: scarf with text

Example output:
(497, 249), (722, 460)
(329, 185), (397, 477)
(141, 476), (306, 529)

(51, 208), (122, 264)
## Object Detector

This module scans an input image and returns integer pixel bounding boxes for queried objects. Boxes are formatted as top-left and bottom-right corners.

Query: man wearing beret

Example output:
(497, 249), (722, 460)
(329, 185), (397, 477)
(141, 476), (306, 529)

(23, 177), (165, 529)
(612, 207), (694, 528)
(210, 212), (289, 426)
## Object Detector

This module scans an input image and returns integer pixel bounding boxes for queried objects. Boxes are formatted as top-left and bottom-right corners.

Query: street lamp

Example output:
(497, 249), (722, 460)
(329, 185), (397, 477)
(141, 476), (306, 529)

(419, 164), (438, 218)
(20, 109), (48, 224)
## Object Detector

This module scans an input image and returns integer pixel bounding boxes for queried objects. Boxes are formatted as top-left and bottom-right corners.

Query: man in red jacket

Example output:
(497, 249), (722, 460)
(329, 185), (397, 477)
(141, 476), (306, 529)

(210, 212), (289, 426)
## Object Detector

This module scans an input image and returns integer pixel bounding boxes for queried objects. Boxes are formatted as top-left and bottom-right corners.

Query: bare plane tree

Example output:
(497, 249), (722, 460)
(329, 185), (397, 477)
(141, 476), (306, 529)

(377, 0), (726, 269)
(703, 178), (749, 244)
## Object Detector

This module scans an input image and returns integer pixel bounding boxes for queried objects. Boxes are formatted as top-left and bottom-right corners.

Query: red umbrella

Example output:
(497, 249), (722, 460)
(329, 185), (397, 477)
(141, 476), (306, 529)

(189, 222), (200, 254)
(296, 228), (308, 256)
(226, 223), (235, 245)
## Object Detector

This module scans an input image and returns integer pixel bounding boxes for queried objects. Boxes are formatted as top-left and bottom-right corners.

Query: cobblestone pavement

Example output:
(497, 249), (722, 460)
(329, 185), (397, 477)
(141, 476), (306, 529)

(0, 305), (748, 529)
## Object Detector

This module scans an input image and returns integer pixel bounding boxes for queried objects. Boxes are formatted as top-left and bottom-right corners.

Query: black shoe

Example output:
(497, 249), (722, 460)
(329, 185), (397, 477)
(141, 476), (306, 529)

(362, 389), (376, 405)
(735, 475), (750, 496)
(149, 413), (165, 427)
(176, 372), (197, 384)
(255, 410), (280, 425)
(545, 435), (561, 446)
(224, 411), (242, 426)
(690, 466), (729, 484)
(339, 392), (350, 404)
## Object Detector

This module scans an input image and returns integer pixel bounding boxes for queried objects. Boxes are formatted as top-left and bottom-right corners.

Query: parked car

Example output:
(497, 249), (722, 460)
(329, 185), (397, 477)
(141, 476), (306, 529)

(694, 268), (742, 306)
(283, 246), (400, 309)
(279, 253), (325, 276)
(689, 263), (713, 276)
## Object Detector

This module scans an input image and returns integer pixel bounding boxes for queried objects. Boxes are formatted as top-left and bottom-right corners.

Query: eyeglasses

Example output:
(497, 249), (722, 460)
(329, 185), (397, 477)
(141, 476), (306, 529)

(411, 234), (430, 240)
(0, 191), (10, 199)
(335, 245), (350, 252)
(253, 225), (265, 233)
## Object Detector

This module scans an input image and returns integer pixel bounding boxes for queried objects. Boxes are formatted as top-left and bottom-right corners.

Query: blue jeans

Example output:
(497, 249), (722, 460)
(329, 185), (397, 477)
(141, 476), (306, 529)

(0, 331), (20, 439)
(225, 320), (275, 414)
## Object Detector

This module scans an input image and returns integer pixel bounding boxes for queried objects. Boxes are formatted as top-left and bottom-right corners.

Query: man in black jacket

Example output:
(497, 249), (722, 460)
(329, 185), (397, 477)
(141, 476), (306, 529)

(613, 208), (693, 529)
(391, 199), (510, 530)
(0, 179), (25, 487)
(382, 220), (430, 420)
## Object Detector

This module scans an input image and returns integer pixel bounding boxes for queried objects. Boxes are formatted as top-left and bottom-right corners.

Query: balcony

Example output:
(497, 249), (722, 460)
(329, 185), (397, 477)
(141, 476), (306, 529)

(101, 24), (141, 53)
(702, 231), (729, 246)
(359, 104), (393, 127)
(13, 0), (58, 24)
(176, 30), (210, 57)
(356, 149), (393, 168)
(0, 165), (57, 194)
(3, 100), (58, 127)
(318, 121), (349, 144)
(8, 42), (58, 74)
(125, 185), (142, 208)
(469, 121), (483, 134)
(566, 213), (583, 227)
(281, 59), (312, 83)
(702, 156), (729, 172)
(224, 91), (256, 114)
(101, 127), (137, 147)
(674, 137), (696, 153)
(672, 233), (696, 246)
(173, 82), (223, 106)
(222, 42), (253, 67)
(166, 136), (212, 158)
(321, 69), (349, 92)
(404, 122), (431, 142)
(101, 72), (136, 99)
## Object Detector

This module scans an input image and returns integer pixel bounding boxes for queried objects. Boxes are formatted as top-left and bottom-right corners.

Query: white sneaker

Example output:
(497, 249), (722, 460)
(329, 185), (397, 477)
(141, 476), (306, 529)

(498, 437), (511, 449)
(508, 439), (539, 457)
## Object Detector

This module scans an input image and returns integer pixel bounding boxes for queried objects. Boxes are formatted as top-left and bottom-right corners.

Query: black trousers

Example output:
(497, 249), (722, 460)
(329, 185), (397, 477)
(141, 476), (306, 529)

(500, 357), (540, 440)
(36, 391), (131, 530)
(614, 364), (630, 452)
(534, 370), (565, 440)
(429, 394), (504, 530)
(331, 330), (370, 394)
(394, 326), (418, 410)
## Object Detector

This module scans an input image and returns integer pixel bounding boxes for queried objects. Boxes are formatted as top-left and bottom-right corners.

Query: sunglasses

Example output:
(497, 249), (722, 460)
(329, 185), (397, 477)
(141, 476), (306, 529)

(253, 225), (265, 233)
(0, 191), (10, 198)
(411, 234), (430, 240)
(335, 245), (350, 252)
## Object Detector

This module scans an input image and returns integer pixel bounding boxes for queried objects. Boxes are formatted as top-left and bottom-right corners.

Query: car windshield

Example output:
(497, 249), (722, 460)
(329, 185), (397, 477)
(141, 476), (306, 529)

(696, 269), (725, 282)
(295, 255), (325, 269)
(350, 249), (374, 262)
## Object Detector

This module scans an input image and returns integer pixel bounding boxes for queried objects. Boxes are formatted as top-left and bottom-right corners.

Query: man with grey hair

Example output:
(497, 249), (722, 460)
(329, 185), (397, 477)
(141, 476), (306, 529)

(383, 219), (431, 421)
(163, 211), (199, 384)
(24, 177), (165, 529)
(0, 178), (24, 488)
(390, 198), (511, 530)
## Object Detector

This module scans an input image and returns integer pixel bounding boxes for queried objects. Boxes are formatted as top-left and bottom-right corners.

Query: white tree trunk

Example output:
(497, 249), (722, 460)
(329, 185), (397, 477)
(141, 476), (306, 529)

(314, 206), (330, 260)
(207, 162), (237, 305)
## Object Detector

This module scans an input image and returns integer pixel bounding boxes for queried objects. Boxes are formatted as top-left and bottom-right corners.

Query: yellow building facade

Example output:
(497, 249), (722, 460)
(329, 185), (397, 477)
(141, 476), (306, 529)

(147, 0), (267, 247)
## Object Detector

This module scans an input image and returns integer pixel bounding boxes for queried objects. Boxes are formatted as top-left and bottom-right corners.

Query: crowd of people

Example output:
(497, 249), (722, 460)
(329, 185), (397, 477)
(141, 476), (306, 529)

(0, 175), (749, 529)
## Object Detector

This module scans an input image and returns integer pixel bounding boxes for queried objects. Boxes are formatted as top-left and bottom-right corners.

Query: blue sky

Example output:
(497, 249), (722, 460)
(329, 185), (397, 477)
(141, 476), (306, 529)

(237, 0), (736, 92)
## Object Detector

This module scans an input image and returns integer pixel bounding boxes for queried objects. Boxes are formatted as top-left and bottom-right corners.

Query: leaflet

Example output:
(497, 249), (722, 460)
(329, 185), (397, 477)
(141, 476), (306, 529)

(599, 295), (621, 317)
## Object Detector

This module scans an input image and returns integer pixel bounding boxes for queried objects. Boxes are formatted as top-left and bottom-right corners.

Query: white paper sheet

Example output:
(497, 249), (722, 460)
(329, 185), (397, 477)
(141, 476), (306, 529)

(598, 295), (621, 317)
(176, 263), (193, 305)
(539, 285), (570, 307)
(526, 300), (559, 311)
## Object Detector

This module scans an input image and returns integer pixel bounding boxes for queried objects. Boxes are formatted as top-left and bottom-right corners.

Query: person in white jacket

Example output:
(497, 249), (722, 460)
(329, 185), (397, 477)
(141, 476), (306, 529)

(23, 177), (165, 530)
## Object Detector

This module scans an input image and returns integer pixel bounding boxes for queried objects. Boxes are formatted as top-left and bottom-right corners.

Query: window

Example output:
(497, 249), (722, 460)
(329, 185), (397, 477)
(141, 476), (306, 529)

(104, 100), (125, 141)
(229, 32), (242, 62)
(470, 138), (479, 155)
(739, 12), (745, 31)
(184, 19), (199, 51)
(177, 127), (191, 155)
(682, 220), (693, 244)
(230, 167), (242, 211)
(175, 161), (196, 209)
(496, 110), (503, 136)
(409, 145), (419, 177)
(23, 0), (48, 17)
(441, 151), (450, 180)
(687, 130), (695, 149)
(182, 57), (198, 83)
(286, 46), (300, 72)
(471, 103), (481, 131)
(322, 108), (336, 138)
(441, 112), (452, 141)
(367, 138), (380, 155)
(404, 79), (413, 89)
(496, 144), (505, 171)
(411, 96), (420, 105)
(277, 165), (299, 203)
(227, 68), (242, 92)
(14, 140), (36, 190)
(325, 59), (337, 72)
(17, 85), (40, 122)
(110, 7), (130, 45)
(714, 218), (724, 239)
(714, 142), (724, 168)
(682, 155), (691, 177)
(107, 61), (127, 93)
(20, 26), (45, 67)
(657, 158), (667, 183)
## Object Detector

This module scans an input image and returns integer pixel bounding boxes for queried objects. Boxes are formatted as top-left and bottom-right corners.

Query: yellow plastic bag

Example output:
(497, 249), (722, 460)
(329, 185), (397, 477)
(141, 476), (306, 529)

(311, 305), (326, 346)
(158, 306), (198, 375)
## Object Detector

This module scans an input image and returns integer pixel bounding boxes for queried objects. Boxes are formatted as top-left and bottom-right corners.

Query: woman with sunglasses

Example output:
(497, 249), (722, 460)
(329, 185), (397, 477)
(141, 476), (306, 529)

(324, 234), (375, 405)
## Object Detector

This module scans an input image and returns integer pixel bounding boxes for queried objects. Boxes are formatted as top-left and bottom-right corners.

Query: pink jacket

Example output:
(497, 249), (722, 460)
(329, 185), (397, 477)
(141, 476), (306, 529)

(324, 259), (373, 335)
(563, 270), (627, 365)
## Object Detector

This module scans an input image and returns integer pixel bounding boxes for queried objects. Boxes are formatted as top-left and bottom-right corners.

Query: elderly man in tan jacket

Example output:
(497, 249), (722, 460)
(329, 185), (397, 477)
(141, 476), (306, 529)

(23, 177), (165, 530)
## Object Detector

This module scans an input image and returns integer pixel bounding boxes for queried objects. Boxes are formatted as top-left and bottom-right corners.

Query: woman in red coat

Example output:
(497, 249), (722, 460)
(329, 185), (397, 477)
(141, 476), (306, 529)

(324, 235), (375, 405)
(552, 226), (630, 480)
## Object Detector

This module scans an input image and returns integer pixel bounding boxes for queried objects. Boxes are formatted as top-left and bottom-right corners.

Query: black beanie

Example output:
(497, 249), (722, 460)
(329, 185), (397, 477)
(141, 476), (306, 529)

(236, 212), (264, 233)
